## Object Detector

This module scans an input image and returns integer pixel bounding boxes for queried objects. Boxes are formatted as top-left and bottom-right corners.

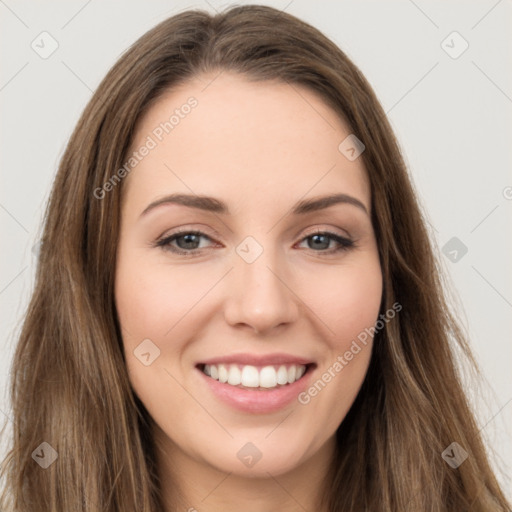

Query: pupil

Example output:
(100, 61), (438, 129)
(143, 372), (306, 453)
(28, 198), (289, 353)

(180, 234), (199, 249)
(311, 234), (328, 250)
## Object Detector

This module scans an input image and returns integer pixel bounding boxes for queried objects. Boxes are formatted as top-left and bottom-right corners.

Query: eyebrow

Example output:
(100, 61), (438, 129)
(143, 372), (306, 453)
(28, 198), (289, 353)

(139, 192), (369, 218)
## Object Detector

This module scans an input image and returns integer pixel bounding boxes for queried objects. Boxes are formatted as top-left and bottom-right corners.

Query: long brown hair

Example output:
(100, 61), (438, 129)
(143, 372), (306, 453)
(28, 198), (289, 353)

(1, 5), (509, 511)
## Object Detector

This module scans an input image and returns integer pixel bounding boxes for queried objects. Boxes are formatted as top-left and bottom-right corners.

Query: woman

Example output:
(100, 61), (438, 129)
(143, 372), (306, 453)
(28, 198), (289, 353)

(1, 4), (509, 511)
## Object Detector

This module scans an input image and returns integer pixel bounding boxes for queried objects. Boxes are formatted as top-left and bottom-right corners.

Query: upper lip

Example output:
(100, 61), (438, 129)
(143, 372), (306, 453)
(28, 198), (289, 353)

(198, 352), (314, 367)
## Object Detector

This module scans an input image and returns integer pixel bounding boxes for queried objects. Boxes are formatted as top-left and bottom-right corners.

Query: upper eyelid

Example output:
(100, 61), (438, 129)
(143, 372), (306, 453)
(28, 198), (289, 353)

(153, 212), (360, 240)
(158, 226), (221, 244)
(159, 224), (352, 238)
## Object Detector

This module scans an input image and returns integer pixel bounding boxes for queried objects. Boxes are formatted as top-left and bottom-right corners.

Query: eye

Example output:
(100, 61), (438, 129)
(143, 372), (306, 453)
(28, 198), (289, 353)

(154, 229), (355, 257)
(155, 230), (215, 256)
(296, 231), (355, 254)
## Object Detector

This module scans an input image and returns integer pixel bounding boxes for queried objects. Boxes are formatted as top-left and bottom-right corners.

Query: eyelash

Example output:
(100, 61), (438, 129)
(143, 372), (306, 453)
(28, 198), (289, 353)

(154, 228), (356, 257)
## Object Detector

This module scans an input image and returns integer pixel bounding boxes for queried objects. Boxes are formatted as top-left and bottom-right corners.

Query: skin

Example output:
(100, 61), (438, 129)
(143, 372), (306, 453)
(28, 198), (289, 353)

(115, 72), (382, 512)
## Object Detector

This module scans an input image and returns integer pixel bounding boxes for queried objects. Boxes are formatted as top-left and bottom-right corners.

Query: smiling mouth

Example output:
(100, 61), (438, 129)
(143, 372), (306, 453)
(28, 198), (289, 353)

(196, 363), (315, 390)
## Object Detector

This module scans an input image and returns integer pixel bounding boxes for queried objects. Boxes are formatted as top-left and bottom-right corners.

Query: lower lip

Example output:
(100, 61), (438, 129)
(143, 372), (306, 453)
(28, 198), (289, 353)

(197, 366), (315, 414)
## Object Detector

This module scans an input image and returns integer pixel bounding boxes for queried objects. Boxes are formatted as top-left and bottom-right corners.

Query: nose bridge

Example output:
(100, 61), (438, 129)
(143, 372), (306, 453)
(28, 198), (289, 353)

(223, 234), (299, 333)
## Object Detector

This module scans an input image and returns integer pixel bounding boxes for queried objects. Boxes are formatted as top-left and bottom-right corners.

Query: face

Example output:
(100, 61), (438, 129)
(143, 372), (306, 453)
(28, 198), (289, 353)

(114, 72), (382, 478)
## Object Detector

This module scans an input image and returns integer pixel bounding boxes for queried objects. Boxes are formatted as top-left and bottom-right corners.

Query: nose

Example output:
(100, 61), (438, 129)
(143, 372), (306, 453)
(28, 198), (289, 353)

(223, 243), (300, 335)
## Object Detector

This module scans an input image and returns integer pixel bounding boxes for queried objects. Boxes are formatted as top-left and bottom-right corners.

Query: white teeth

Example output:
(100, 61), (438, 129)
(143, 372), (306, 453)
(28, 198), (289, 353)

(227, 365), (241, 385)
(202, 363), (307, 389)
(277, 365), (288, 385)
(259, 366), (277, 388)
(287, 365), (296, 384)
(241, 365), (260, 387)
(218, 364), (229, 383)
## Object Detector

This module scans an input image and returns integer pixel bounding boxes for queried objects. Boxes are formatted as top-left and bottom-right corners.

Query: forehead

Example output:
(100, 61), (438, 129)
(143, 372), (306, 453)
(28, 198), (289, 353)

(123, 72), (370, 217)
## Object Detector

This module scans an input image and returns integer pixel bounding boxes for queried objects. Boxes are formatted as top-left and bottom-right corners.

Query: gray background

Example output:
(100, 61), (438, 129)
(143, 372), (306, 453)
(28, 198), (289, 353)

(1, 0), (511, 497)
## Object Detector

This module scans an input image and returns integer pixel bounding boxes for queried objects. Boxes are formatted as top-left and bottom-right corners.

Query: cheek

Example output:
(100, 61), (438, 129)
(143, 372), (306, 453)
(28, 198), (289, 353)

(303, 257), (383, 345)
(331, 266), (382, 341)
(114, 255), (198, 420)
(115, 255), (211, 341)
(114, 251), (227, 402)
(295, 258), (382, 425)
